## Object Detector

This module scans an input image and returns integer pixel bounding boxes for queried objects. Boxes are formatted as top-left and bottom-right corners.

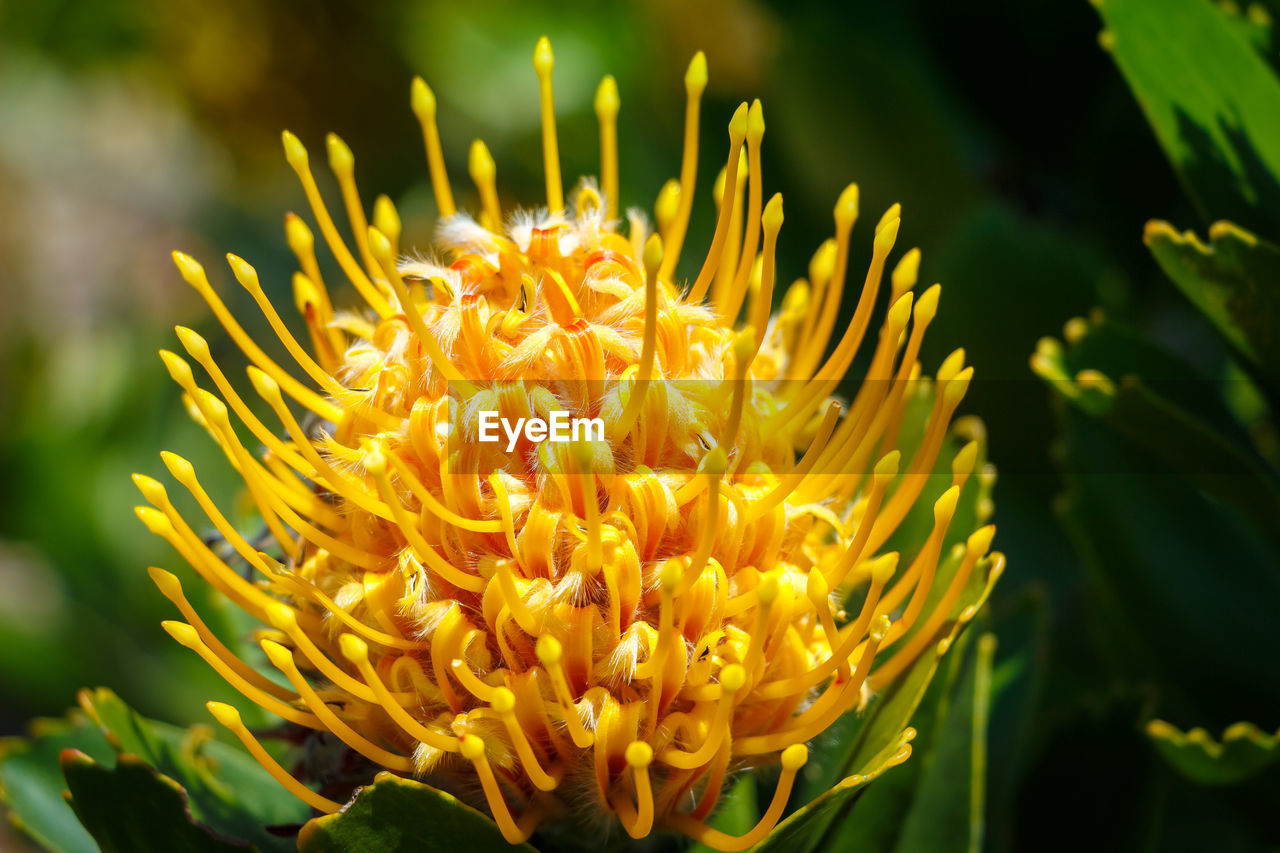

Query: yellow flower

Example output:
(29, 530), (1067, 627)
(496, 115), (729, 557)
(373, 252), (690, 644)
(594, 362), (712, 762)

(134, 37), (1000, 850)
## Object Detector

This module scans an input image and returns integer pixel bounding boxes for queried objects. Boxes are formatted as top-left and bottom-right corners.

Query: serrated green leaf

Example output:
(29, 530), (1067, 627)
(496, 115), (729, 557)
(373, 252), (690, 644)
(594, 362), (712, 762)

(77, 688), (308, 853)
(1145, 219), (1280, 380)
(1032, 315), (1280, 552)
(1098, 0), (1280, 237)
(1147, 719), (1280, 785)
(297, 773), (534, 853)
(892, 633), (997, 853)
(62, 750), (245, 853)
(0, 712), (112, 853)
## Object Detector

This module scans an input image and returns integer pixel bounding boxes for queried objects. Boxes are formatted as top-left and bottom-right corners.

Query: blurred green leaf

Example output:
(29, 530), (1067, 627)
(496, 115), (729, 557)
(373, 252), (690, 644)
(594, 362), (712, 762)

(1145, 219), (1280, 387)
(892, 633), (996, 853)
(1147, 719), (1280, 786)
(1098, 0), (1280, 237)
(0, 711), (111, 853)
(62, 750), (243, 853)
(297, 773), (531, 853)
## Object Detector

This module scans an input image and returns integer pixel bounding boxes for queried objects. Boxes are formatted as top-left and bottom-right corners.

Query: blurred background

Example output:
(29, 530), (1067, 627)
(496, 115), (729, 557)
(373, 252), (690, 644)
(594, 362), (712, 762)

(1, 0), (1277, 850)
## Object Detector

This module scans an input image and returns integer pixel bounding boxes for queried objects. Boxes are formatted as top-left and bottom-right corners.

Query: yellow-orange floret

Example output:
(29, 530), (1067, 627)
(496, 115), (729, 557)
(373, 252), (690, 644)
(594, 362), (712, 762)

(135, 37), (1002, 849)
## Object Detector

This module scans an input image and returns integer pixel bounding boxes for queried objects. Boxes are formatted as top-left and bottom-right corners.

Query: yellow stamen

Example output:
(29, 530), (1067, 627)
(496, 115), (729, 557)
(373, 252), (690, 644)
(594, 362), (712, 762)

(163, 621), (321, 729)
(669, 745), (807, 851)
(410, 77), (456, 218)
(594, 75), (620, 219)
(280, 131), (393, 316)
(533, 37), (563, 212)
(720, 100), (765, 324)
(687, 103), (749, 304)
(147, 566), (295, 701)
(468, 139), (502, 231)
(491, 686), (560, 791)
(261, 639), (414, 771)
(207, 702), (339, 813)
(459, 734), (542, 844)
(171, 251), (343, 424)
(326, 132), (379, 279)
(338, 634), (459, 752)
(658, 52), (707, 280)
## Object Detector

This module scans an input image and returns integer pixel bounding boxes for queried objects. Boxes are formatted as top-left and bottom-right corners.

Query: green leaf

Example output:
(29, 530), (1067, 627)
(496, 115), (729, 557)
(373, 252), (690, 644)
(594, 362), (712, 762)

(297, 773), (535, 853)
(891, 633), (997, 853)
(1145, 219), (1280, 380)
(1031, 314), (1280, 552)
(1147, 719), (1280, 786)
(1098, 0), (1280, 237)
(0, 712), (112, 853)
(77, 688), (309, 853)
(61, 750), (244, 853)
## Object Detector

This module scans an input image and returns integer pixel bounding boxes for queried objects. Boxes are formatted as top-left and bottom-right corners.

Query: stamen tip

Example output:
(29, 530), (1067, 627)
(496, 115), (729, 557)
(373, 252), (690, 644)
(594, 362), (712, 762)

(594, 75), (620, 118)
(685, 51), (708, 93)
(780, 743), (808, 771)
(206, 701), (242, 728)
(533, 37), (554, 76)
(281, 130), (308, 169)
(410, 77), (436, 119)
(625, 741), (654, 768)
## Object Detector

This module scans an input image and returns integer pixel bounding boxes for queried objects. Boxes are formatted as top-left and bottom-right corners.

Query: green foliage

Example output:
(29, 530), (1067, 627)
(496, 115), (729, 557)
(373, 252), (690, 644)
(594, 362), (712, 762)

(0, 712), (110, 853)
(62, 751), (245, 853)
(1098, 0), (1280, 237)
(0, 689), (307, 853)
(1147, 720), (1280, 786)
(1145, 219), (1280, 383)
(297, 774), (532, 853)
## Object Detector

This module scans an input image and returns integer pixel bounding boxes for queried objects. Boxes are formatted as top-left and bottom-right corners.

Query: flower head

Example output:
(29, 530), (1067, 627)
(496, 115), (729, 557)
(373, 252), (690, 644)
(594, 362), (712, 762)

(135, 37), (1000, 849)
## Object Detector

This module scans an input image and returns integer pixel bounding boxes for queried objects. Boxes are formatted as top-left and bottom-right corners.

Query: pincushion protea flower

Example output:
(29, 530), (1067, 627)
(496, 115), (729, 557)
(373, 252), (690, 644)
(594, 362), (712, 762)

(133, 37), (1001, 849)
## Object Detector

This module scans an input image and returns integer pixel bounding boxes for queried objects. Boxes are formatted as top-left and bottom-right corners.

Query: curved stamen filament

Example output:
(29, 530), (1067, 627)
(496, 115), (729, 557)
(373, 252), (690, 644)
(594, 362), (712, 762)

(207, 702), (340, 813)
(262, 639), (414, 772)
(659, 664), (743, 768)
(535, 636), (594, 748)
(459, 734), (542, 844)
(280, 132), (393, 317)
(668, 745), (807, 851)
(163, 621), (321, 729)
(615, 741), (655, 839)
(326, 133), (379, 280)
(147, 567), (295, 701)
(338, 634), (459, 752)
(491, 687), (560, 791)
(171, 252), (343, 424)
(742, 401), (841, 522)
